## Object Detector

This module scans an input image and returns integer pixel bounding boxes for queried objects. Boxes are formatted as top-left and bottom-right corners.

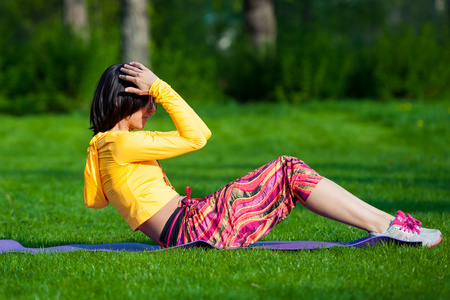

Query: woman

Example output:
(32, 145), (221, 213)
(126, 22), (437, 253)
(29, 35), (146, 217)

(84, 62), (442, 249)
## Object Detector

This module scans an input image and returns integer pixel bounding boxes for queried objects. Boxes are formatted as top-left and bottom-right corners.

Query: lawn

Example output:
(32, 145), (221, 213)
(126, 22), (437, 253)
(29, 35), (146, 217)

(0, 100), (448, 299)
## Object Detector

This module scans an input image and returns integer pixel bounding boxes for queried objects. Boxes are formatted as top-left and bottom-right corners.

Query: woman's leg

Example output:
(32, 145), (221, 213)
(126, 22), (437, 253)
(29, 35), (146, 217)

(175, 156), (440, 248)
(305, 178), (393, 233)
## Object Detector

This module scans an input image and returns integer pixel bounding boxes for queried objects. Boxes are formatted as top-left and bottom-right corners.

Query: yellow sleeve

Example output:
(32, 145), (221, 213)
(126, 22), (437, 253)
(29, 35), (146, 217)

(179, 98), (212, 140)
(111, 79), (211, 163)
(152, 79), (211, 140)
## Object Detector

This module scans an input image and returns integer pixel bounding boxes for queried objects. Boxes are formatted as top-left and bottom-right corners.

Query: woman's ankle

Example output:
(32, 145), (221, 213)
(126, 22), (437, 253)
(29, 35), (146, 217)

(368, 218), (392, 234)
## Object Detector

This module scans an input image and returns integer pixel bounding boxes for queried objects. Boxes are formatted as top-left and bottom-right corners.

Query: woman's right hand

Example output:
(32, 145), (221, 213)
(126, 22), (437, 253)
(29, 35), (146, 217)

(119, 62), (159, 95)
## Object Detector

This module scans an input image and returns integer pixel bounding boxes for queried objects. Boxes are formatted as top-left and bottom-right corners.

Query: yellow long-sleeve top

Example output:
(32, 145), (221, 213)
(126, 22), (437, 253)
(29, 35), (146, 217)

(84, 79), (211, 231)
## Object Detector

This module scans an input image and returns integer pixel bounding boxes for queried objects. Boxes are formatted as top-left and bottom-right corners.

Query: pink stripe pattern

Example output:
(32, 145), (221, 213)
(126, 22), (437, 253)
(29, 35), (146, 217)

(175, 156), (323, 249)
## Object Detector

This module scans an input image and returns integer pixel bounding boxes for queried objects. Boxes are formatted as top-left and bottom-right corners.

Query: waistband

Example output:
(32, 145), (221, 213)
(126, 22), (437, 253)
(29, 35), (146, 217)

(159, 205), (186, 248)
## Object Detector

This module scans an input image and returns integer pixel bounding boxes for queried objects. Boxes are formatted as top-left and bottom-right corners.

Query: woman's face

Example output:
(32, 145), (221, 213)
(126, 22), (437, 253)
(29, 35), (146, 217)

(125, 98), (157, 130)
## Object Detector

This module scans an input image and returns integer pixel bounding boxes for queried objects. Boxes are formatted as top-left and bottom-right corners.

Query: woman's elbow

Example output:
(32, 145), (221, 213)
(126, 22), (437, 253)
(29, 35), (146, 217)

(204, 130), (212, 141)
(190, 135), (208, 149)
(198, 135), (208, 149)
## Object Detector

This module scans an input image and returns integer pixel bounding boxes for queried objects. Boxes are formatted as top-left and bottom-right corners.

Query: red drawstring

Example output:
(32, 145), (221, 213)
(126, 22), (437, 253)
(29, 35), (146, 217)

(186, 186), (191, 200)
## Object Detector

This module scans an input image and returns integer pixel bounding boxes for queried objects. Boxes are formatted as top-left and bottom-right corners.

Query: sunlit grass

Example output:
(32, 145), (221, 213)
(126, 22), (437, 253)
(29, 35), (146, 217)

(0, 100), (448, 299)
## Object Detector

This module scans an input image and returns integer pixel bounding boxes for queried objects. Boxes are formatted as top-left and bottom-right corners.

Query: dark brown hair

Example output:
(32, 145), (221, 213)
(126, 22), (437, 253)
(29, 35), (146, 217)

(90, 64), (151, 135)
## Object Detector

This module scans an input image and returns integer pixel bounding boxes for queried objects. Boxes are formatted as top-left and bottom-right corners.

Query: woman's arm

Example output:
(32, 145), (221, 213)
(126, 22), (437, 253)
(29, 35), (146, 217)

(120, 62), (210, 139)
(177, 96), (211, 140)
(150, 79), (211, 141)
(114, 62), (211, 162)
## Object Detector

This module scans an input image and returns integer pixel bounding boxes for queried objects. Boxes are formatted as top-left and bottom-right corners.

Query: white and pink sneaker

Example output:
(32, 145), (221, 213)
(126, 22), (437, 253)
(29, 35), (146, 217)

(370, 211), (442, 247)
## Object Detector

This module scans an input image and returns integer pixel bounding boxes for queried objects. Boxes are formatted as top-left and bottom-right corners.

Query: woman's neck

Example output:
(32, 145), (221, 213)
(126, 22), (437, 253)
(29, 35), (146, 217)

(109, 119), (130, 132)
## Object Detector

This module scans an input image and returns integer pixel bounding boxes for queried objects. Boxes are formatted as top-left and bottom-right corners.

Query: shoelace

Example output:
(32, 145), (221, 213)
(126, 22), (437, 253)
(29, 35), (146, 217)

(400, 213), (422, 234)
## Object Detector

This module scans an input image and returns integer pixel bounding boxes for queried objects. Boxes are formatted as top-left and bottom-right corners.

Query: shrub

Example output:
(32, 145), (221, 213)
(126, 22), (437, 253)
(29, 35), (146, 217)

(374, 23), (450, 100)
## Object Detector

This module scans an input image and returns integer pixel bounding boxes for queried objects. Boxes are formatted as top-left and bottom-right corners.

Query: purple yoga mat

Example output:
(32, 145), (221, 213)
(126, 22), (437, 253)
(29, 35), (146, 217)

(0, 236), (420, 254)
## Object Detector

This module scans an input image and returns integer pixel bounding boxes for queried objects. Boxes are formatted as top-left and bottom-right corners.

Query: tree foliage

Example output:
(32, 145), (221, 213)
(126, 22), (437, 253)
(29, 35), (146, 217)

(0, 0), (449, 114)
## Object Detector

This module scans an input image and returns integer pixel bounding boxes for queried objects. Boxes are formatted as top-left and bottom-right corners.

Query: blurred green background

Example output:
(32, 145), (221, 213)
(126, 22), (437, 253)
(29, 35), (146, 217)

(0, 0), (449, 114)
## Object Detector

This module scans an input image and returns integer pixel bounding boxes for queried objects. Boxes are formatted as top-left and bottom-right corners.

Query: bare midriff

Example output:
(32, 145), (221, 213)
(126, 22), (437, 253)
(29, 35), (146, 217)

(137, 195), (185, 243)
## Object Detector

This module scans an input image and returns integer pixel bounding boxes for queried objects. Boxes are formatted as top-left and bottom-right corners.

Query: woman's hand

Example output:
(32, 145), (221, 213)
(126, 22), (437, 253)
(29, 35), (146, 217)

(119, 62), (159, 95)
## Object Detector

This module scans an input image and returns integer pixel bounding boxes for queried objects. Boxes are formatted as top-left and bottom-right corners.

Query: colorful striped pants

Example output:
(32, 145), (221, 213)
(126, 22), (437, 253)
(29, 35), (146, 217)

(174, 156), (323, 249)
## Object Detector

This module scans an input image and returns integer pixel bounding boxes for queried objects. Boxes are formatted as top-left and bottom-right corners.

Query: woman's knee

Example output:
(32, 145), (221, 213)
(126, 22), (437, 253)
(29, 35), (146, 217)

(277, 155), (304, 165)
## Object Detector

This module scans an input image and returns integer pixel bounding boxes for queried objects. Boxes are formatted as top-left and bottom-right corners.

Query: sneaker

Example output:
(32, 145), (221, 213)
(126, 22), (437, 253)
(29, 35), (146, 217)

(370, 210), (442, 247)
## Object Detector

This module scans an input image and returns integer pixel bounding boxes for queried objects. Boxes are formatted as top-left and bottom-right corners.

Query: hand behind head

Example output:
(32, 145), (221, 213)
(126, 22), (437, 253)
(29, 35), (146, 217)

(119, 62), (159, 96)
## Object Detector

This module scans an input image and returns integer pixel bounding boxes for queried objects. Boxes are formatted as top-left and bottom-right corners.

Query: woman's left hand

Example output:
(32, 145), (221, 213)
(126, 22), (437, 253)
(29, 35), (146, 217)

(119, 62), (159, 95)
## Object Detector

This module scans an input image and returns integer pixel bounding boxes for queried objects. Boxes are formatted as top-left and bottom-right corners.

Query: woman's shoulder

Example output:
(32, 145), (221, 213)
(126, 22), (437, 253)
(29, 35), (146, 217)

(106, 130), (153, 146)
(104, 130), (146, 138)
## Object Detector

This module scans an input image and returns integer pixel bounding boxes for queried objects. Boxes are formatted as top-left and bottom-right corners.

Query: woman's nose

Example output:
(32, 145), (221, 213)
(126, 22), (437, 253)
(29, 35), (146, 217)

(147, 96), (157, 113)
(149, 101), (157, 113)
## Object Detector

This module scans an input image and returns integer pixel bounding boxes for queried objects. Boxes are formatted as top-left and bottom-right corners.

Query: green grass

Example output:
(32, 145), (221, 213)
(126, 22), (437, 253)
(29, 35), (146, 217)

(0, 100), (449, 299)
